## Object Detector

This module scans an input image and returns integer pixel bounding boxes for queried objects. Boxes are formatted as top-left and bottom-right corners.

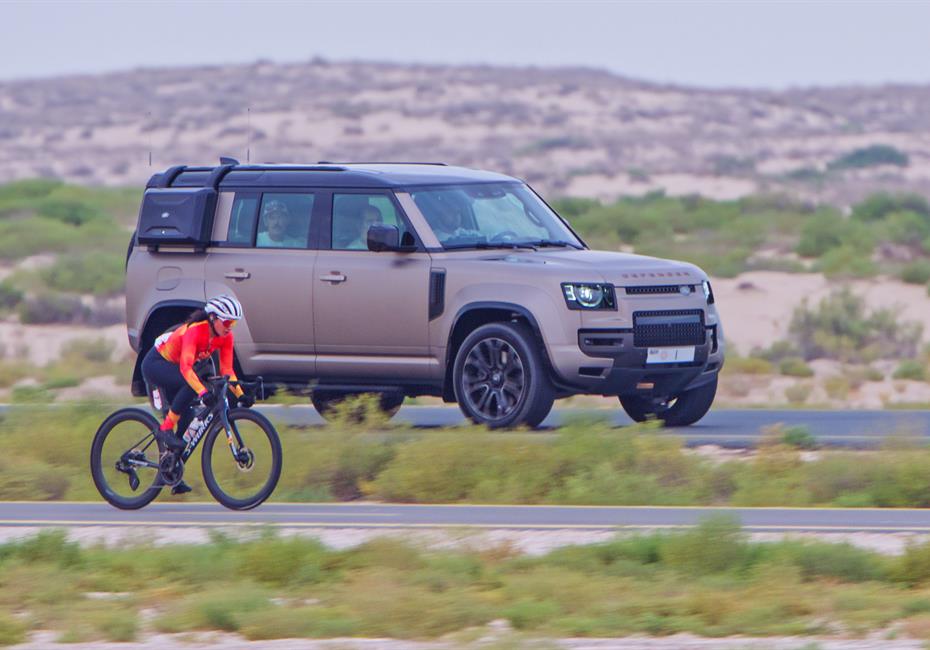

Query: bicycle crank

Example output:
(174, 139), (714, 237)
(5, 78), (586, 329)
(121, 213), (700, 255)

(158, 452), (185, 487)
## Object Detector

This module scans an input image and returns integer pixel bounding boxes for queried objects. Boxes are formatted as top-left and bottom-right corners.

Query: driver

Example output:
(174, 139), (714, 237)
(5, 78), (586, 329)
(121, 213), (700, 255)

(425, 199), (480, 241)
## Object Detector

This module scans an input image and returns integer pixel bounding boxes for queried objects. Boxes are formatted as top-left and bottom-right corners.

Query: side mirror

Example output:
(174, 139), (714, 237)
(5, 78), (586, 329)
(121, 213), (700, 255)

(367, 224), (400, 252)
(367, 224), (416, 252)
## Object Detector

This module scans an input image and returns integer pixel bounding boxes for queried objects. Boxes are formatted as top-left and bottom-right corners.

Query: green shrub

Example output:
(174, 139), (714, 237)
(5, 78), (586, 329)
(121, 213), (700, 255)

(828, 145), (909, 171)
(768, 540), (890, 582)
(723, 355), (773, 375)
(40, 253), (124, 295)
(782, 426), (818, 450)
(853, 192), (930, 222)
(796, 211), (848, 257)
(0, 281), (22, 310)
(779, 357), (814, 377)
(17, 293), (88, 324)
(816, 246), (877, 277)
(660, 515), (747, 575)
(0, 613), (26, 646)
(893, 360), (927, 381)
(789, 288), (921, 362)
(551, 197), (601, 218)
(899, 260), (930, 285)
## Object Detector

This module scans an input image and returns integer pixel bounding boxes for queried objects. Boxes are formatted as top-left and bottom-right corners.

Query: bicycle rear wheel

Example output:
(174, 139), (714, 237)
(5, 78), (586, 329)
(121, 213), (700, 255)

(201, 408), (282, 510)
(90, 408), (163, 509)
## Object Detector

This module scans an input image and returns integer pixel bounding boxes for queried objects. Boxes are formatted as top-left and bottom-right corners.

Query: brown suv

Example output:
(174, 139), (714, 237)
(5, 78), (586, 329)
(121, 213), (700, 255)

(126, 161), (724, 428)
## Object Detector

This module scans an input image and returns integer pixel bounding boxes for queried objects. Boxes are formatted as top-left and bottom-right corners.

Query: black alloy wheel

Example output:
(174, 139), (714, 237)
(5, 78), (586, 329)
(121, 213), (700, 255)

(453, 322), (554, 429)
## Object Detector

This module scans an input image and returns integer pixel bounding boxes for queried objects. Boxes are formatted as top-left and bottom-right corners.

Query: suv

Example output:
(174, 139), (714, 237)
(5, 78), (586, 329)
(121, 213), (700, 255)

(126, 161), (724, 428)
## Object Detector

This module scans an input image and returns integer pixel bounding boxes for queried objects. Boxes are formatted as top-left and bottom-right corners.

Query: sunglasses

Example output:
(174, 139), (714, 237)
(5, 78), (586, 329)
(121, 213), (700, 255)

(219, 319), (238, 329)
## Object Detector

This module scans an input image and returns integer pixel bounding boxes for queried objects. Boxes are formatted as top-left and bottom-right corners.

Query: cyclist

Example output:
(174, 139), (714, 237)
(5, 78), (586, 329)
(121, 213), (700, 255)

(141, 295), (253, 493)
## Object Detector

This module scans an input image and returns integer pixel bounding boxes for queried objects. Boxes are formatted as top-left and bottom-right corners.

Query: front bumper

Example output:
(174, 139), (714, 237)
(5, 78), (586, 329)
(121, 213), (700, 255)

(549, 324), (723, 397)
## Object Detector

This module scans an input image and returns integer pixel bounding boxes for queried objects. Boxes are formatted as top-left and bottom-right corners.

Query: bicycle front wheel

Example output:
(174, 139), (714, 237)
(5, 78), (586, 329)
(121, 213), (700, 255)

(201, 408), (282, 510)
(90, 408), (164, 510)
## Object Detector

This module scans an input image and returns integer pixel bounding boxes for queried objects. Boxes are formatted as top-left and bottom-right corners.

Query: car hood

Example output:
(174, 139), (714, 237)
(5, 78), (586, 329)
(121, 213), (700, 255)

(486, 249), (706, 284)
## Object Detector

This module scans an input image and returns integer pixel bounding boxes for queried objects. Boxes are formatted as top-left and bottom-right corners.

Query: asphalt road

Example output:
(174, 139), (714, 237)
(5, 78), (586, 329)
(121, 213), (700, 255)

(3, 502), (930, 533)
(255, 405), (930, 448)
(3, 404), (928, 448)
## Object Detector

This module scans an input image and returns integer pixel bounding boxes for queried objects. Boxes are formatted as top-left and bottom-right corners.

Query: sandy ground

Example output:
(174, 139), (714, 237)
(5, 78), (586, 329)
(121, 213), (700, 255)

(712, 272), (930, 354)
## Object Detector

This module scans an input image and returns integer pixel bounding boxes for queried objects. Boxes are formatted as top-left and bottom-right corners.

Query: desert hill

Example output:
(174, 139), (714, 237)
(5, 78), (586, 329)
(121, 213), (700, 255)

(2, 59), (930, 204)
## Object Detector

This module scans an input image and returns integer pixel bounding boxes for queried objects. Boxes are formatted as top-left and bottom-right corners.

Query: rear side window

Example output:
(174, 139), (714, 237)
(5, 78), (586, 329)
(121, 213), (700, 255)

(256, 193), (315, 249)
(332, 193), (408, 250)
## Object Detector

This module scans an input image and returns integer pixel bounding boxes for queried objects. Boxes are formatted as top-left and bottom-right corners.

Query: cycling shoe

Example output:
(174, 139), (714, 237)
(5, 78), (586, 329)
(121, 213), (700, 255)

(171, 480), (193, 495)
(154, 427), (185, 452)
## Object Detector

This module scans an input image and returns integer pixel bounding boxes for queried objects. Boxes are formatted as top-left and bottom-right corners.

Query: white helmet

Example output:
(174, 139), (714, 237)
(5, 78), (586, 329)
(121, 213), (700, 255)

(204, 295), (243, 321)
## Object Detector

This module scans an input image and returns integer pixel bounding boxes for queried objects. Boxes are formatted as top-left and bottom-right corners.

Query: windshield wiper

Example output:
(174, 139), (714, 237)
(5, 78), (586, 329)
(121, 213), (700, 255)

(443, 241), (538, 251)
(525, 240), (583, 249)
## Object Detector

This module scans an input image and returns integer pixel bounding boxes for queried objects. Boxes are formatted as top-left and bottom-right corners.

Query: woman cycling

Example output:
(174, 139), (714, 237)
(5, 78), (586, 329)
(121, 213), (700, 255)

(141, 295), (252, 492)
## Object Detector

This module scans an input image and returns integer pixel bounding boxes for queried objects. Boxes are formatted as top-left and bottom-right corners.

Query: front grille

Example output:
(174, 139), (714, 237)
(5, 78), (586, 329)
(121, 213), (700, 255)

(633, 309), (705, 347)
(625, 284), (695, 295)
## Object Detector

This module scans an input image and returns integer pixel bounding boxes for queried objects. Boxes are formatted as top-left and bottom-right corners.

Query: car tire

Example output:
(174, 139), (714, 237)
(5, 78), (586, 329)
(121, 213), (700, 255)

(311, 390), (404, 422)
(618, 375), (717, 427)
(453, 321), (554, 429)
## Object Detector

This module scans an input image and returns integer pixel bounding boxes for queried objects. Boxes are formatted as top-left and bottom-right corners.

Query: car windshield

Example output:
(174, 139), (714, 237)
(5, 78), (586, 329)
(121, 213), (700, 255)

(409, 183), (584, 250)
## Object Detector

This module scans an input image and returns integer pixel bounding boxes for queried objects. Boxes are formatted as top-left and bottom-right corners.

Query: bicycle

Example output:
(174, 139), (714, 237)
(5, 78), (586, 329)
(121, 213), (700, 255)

(90, 375), (282, 510)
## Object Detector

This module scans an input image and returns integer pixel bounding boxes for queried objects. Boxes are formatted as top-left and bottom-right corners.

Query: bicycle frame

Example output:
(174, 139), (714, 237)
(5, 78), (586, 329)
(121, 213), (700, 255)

(121, 375), (262, 472)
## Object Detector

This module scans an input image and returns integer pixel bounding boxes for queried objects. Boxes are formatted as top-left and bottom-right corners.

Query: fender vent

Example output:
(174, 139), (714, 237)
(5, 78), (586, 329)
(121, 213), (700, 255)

(429, 270), (446, 320)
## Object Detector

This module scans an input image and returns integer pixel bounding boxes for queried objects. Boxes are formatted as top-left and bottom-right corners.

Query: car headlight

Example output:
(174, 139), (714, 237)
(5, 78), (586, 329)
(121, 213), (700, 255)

(561, 283), (616, 310)
(702, 280), (715, 304)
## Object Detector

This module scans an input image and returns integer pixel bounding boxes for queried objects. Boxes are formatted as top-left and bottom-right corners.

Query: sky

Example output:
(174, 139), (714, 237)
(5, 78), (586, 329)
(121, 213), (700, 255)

(2, 0), (930, 89)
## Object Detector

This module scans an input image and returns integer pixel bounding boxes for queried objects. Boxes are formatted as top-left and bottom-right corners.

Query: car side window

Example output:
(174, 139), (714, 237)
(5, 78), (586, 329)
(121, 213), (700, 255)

(256, 193), (314, 249)
(226, 195), (259, 244)
(332, 193), (407, 251)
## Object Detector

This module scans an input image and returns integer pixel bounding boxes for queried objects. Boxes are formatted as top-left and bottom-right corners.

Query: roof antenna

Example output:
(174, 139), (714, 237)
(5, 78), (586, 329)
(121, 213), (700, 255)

(247, 107), (251, 163)
(147, 111), (152, 167)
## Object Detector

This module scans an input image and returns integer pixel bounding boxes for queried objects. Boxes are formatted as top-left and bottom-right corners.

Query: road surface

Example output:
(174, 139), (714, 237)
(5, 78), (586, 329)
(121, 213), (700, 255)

(3, 502), (930, 533)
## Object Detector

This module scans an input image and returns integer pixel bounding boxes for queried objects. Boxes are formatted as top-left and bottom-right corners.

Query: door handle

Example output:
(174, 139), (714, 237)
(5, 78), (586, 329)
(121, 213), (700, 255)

(224, 270), (251, 281)
(320, 272), (347, 284)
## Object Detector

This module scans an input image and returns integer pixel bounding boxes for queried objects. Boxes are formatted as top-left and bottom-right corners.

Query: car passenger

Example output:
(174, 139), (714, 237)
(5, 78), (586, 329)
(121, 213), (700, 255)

(257, 200), (304, 247)
(346, 205), (383, 250)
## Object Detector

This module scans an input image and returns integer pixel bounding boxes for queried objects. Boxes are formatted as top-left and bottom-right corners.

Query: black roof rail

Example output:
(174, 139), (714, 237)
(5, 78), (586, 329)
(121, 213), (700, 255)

(317, 161), (448, 166)
(148, 165), (186, 188)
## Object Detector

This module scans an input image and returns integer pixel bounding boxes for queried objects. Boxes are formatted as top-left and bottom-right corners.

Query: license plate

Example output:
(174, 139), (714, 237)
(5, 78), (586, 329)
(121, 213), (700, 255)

(646, 346), (695, 364)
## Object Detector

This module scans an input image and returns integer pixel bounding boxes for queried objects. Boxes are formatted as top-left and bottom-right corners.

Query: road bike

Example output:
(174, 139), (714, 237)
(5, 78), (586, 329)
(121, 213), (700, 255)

(90, 375), (281, 510)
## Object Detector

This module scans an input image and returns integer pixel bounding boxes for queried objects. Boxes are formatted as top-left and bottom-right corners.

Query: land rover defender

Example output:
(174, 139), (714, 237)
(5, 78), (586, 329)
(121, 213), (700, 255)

(126, 161), (724, 428)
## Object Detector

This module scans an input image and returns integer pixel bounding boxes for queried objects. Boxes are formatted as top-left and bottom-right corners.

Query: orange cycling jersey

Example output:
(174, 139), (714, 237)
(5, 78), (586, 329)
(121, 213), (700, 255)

(155, 321), (243, 397)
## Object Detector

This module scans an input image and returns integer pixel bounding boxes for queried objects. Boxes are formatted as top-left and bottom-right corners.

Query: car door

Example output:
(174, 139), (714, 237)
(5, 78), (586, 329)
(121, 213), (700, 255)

(204, 190), (321, 376)
(312, 190), (435, 380)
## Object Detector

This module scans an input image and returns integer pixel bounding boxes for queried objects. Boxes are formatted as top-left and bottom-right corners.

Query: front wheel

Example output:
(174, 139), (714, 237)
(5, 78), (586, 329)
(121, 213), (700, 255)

(619, 376), (718, 427)
(90, 408), (164, 510)
(201, 408), (282, 510)
(453, 322), (555, 429)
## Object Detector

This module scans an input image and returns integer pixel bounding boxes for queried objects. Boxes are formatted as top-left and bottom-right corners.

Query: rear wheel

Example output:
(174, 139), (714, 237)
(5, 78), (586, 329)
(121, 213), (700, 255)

(311, 390), (404, 422)
(90, 408), (163, 510)
(619, 376), (718, 427)
(201, 408), (282, 510)
(453, 322), (554, 429)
